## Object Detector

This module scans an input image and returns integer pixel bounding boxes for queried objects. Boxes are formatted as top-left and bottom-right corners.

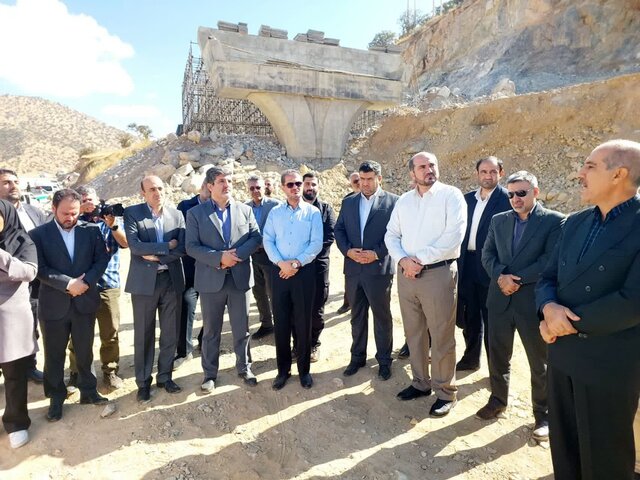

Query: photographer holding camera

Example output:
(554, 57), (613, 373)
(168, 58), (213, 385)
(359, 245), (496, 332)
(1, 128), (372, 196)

(67, 186), (128, 390)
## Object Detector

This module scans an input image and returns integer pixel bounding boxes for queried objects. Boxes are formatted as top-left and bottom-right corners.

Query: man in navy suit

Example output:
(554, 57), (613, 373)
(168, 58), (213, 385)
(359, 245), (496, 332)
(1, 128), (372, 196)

(31, 189), (110, 421)
(456, 157), (511, 371)
(335, 161), (398, 380)
(245, 175), (280, 339)
(537, 140), (640, 480)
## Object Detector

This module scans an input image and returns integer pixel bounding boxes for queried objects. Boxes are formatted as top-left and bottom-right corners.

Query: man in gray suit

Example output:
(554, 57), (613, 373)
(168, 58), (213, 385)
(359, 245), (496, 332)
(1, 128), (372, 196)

(30, 189), (110, 421)
(124, 175), (186, 403)
(186, 167), (262, 392)
(245, 175), (280, 339)
(479, 171), (565, 442)
(335, 161), (399, 380)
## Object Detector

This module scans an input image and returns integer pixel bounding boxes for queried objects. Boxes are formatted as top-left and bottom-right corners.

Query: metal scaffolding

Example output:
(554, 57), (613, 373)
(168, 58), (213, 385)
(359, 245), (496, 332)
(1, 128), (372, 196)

(181, 43), (384, 138)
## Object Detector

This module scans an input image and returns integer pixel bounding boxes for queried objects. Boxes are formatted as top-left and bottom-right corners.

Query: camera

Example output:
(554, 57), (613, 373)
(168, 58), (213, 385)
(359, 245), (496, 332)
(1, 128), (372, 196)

(93, 201), (125, 218)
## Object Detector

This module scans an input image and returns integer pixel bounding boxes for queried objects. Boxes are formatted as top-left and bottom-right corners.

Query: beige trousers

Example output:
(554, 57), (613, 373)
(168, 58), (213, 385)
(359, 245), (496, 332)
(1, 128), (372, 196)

(634, 399), (640, 473)
(397, 262), (458, 401)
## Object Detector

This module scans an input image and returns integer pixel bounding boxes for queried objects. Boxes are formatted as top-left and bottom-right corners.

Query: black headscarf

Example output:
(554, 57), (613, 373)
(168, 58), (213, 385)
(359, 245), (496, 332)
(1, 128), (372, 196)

(0, 199), (38, 265)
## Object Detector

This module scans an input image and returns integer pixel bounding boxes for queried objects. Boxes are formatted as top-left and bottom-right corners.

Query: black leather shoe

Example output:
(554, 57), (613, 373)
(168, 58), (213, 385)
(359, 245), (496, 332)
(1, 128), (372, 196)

(137, 386), (151, 404)
(343, 360), (366, 377)
(47, 399), (64, 422)
(157, 379), (182, 393)
(252, 325), (274, 339)
(79, 392), (109, 405)
(378, 365), (392, 381)
(430, 398), (457, 417)
(272, 372), (291, 390)
(397, 343), (410, 359)
(456, 359), (480, 371)
(300, 373), (313, 389)
(28, 368), (44, 383)
(336, 303), (350, 315)
(397, 385), (431, 401)
(239, 371), (258, 386)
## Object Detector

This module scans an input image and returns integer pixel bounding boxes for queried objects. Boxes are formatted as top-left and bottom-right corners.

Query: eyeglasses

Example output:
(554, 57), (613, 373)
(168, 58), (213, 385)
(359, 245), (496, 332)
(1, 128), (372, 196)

(285, 181), (303, 189)
(249, 186), (262, 191)
(507, 189), (532, 199)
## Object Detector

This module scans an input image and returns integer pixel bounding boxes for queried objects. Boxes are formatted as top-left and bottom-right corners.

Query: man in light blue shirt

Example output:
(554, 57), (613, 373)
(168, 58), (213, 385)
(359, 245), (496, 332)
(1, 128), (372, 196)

(263, 169), (322, 390)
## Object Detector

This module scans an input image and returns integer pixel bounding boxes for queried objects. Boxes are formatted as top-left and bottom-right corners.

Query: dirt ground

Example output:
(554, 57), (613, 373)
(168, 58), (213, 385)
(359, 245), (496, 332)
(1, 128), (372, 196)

(0, 247), (554, 480)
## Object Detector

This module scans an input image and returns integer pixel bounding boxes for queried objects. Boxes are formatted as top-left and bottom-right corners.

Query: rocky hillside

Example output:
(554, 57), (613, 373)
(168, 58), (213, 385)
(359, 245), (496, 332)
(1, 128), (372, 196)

(401, 0), (640, 97)
(341, 73), (640, 214)
(0, 95), (124, 175)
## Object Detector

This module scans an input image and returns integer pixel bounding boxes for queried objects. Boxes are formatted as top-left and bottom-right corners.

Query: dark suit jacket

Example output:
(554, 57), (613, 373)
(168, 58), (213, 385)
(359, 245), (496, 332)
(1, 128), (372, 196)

(124, 203), (186, 296)
(482, 204), (565, 316)
(310, 198), (336, 271)
(535, 197), (640, 385)
(459, 185), (511, 287)
(335, 190), (399, 276)
(186, 200), (261, 293)
(245, 197), (280, 265)
(31, 220), (110, 321)
(177, 195), (201, 288)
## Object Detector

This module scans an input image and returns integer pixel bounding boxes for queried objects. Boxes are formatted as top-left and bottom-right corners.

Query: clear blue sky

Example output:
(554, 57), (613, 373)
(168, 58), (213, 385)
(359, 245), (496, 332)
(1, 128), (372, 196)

(0, 0), (434, 137)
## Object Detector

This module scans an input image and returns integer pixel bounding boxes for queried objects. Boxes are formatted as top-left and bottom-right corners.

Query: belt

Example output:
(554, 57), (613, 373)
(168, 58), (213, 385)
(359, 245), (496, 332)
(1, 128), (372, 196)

(421, 259), (455, 271)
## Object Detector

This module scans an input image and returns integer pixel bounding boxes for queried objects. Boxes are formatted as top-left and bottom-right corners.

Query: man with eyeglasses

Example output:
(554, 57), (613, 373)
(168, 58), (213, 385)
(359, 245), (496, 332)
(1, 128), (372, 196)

(263, 170), (322, 390)
(246, 175), (280, 340)
(478, 171), (565, 443)
(457, 156), (511, 372)
(536, 140), (640, 479)
(336, 172), (362, 315)
(385, 152), (466, 417)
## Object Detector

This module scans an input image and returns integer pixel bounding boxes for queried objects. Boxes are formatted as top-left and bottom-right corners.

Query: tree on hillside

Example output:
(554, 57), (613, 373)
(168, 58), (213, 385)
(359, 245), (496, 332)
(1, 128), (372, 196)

(118, 133), (134, 148)
(127, 122), (153, 140)
(398, 8), (429, 36)
(368, 30), (397, 49)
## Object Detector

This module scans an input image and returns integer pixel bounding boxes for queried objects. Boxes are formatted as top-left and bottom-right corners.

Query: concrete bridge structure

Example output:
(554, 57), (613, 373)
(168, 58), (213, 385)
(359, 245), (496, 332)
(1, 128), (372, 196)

(197, 26), (407, 162)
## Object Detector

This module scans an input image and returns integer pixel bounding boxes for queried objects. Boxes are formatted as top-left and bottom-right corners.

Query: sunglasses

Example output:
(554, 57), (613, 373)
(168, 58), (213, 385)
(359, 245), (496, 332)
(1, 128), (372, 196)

(285, 181), (303, 189)
(351, 179), (360, 184)
(507, 189), (531, 199)
(249, 186), (262, 191)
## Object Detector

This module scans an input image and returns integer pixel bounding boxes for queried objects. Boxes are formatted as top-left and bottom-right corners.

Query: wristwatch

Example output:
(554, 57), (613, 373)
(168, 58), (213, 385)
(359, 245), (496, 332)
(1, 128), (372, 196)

(291, 260), (301, 270)
(110, 225), (119, 232)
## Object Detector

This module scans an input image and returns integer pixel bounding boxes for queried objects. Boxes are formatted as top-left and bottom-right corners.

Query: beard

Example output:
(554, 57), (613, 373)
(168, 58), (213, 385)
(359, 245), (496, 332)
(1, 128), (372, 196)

(303, 191), (316, 201)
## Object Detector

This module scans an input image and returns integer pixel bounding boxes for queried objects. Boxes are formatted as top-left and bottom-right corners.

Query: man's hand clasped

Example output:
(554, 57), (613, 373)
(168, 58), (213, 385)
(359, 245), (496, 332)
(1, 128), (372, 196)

(540, 301), (581, 344)
(399, 256), (423, 279)
(67, 274), (89, 297)
(347, 248), (377, 265)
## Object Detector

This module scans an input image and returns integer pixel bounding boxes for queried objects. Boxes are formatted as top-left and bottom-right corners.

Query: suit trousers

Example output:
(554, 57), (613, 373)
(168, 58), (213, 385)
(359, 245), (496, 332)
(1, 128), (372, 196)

(487, 307), (548, 420)
(0, 355), (31, 433)
(547, 365), (640, 480)
(177, 286), (199, 358)
(251, 259), (273, 328)
(398, 262), (458, 401)
(346, 273), (393, 367)
(459, 255), (489, 366)
(311, 262), (330, 347)
(271, 264), (315, 376)
(69, 288), (121, 375)
(200, 275), (252, 380)
(131, 271), (180, 388)
(41, 302), (98, 400)
(28, 297), (39, 370)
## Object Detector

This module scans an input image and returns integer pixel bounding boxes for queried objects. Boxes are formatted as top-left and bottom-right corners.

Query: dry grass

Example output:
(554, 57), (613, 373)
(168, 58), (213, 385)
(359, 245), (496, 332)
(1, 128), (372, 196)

(75, 139), (152, 185)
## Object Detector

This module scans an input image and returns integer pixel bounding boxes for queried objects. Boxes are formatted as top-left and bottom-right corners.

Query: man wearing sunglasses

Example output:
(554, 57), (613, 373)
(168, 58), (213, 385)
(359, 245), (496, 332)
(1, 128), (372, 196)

(536, 140), (640, 480)
(457, 156), (511, 372)
(479, 171), (565, 443)
(263, 170), (323, 390)
(245, 175), (280, 340)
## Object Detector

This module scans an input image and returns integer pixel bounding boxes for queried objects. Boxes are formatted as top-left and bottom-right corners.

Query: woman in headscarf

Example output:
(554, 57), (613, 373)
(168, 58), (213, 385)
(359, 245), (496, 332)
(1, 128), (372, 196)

(0, 199), (38, 449)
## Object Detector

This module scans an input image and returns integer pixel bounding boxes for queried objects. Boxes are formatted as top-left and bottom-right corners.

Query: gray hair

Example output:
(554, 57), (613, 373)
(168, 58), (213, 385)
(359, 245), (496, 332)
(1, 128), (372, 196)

(506, 170), (538, 189)
(598, 139), (640, 186)
(247, 174), (263, 183)
(280, 169), (301, 185)
(205, 167), (231, 184)
(76, 186), (98, 197)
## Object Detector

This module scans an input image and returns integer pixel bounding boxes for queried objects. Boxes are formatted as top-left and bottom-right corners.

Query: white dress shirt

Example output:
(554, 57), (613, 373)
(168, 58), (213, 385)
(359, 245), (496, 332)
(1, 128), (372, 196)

(467, 187), (496, 251)
(359, 187), (382, 243)
(385, 182), (467, 266)
(16, 204), (36, 232)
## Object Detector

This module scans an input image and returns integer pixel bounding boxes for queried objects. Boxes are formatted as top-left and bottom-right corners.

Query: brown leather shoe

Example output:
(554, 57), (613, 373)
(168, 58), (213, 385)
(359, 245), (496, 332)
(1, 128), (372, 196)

(476, 402), (506, 420)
